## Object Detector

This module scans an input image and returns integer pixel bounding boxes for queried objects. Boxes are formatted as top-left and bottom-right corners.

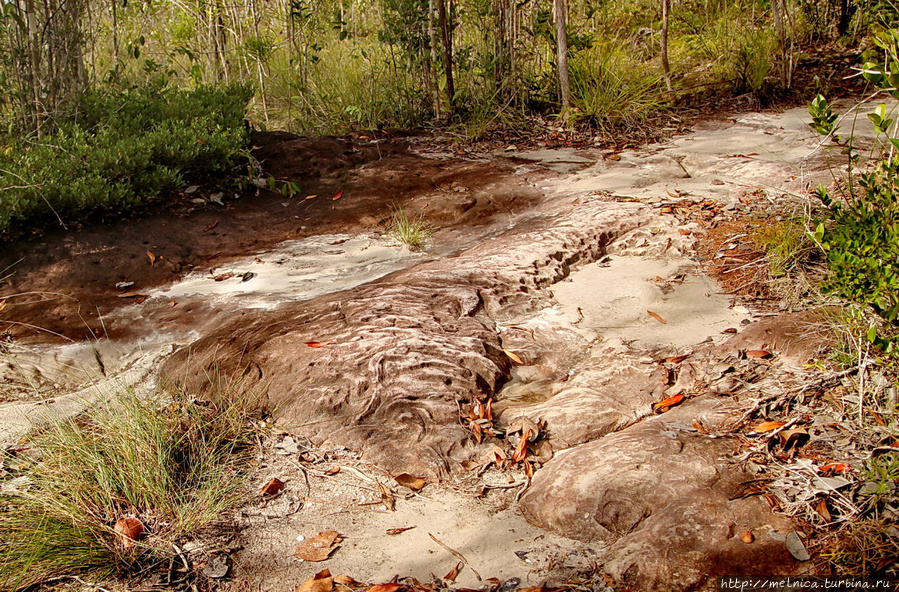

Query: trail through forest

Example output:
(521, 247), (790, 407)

(0, 102), (887, 589)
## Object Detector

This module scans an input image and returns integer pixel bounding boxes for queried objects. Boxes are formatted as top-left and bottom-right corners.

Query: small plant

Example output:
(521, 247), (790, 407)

(859, 452), (899, 515)
(750, 218), (817, 278)
(386, 206), (433, 250)
(0, 380), (264, 589)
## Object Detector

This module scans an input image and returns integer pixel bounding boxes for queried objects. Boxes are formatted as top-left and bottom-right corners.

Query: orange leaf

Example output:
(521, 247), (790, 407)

(147, 250), (156, 266)
(366, 585), (402, 592)
(386, 526), (415, 535)
(444, 561), (463, 582)
(745, 350), (772, 359)
(503, 349), (524, 365)
(469, 420), (482, 444)
(0, 300), (6, 312)
(512, 428), (530, 462)
(484, 398), (493, 421)
(117, 291), (145, 298)
(305, 194), (317, 200)
(334, 575), (365, 587)
(678, 228), (692, 236)
(213, 272), (234, 281)
(260, 477), (284, 496)
(648, 310), (667, 324)
(305, 341), (333, 348)
(394, 473), (426, 491)
(653, 394), (684, 412)
(332, 190), (344, 201)
(820, 463), (852, 474)
(295, 531), (341, 562)
(750, 421), (786, 434)
(203, 220), (219, 232)
(167, 299), (176, 308)
(297, 570), (334, 592)
(114, 517), (145, 548)
(324, 467), (341, 476)
(665, 354), (690, 364)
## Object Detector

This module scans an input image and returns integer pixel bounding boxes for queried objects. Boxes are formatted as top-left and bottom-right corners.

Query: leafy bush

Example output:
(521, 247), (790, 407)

(0, 83), (253, 233)
(808, 29), (899, 353)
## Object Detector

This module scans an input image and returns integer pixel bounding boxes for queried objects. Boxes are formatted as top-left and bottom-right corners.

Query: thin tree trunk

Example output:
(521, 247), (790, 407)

(428, 0), (440, 118)
(111, 0), (119, 73)
(553, 0), (570, 111)
(661, 0), (672, 92)
(436, 0), (454, 112)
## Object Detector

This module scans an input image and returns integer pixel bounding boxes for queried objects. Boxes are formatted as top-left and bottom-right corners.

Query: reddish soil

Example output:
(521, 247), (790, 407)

(0, 133), (548, 344)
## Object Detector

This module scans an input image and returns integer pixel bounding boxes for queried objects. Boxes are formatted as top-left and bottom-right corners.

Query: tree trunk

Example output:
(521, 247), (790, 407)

(553, 0), (570, 111)
(660, 0), (672, 92)
(428, 0), (440, 118)
(436, 0), (454, 112)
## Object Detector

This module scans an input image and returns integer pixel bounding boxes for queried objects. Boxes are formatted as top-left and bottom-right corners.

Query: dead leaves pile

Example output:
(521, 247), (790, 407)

(461, 399), (552, 477)
(297, 571), (604, 592)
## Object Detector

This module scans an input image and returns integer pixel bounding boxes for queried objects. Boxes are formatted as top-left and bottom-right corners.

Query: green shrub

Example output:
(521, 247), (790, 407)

(0, 83), (253, 233)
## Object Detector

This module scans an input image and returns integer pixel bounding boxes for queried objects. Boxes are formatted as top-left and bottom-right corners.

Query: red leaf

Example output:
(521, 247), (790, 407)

(512, 428), (530, 462)
(305, 341), (333, 348)
(653, 394), (685, 412)
(204, 220), (219, 232)
(332, 190), (344, 201)
(260, 477), (284, 497)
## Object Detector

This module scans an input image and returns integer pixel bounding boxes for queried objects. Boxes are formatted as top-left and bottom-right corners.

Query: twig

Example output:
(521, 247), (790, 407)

(428, 533), (482, 581)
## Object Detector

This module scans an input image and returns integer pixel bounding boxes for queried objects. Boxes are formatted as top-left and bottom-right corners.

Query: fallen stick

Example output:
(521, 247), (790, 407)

(428, 533), (482, 581)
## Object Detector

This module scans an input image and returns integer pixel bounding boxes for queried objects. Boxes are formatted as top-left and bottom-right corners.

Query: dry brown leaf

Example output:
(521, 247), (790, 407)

(147, 250), (156, 266)
(816, 499), (832, 521)
(778, 428), (809, 451)
(204, 220), (219, 232)
(114, 517), (145, 548)
(305, 194), (317, 200)
(512, 428), (530, 462)
(324, 466), (341, 476)
(213, 272), (234, 282)
(647, 310), (667, 324)
(366, 585), (401, 592)
(295, 531), (341, 562)
(653, 394), (685, 412)
(484, 398), (493, 421)
(386, 526), (415, 535)
(305, 341), (334, 348)
(117, 291), (146, 298)
(503, 349), (524, 365)
(691, 419), (708, 434)
(394, 473), (426, 491)
(260, 477), (284, 497)
(444, 561), (463, 582)
(469, 420), (482, 444)
(378, 482), (395, 511)
(460, 459), (480, 471)
(167, 299), (176, 308)
(667, 189), (681, 197)
(332, 190), (344, 201)
(678, 228), (692, 235)
(607, 154), (621, 161)
(745, 350), (773, 359)
(529, 439), (554, 463)
(665, 354), (691, 364)
(739, 530), (754, 544)
(296, 569), (334, 592)
(750, 420), (786, 434)
(334, 575), (364, 587)
(134, 295), (147, 304)
(0, 300), (6, 312)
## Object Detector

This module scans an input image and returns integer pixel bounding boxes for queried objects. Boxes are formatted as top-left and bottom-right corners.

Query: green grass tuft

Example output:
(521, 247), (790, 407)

(0, 380), (264, 590)
(386, 206), (434, 251)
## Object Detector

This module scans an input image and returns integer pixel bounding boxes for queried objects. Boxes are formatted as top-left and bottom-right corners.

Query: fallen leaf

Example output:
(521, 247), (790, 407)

(147, 250), (156, 266)
(297, 569), (334, 592)
(167, 300), (176, 308)
(378, 482), (395, 511)
(484, 398), (493, 421)
(745, 349), (773, 359)
(117, 291), (146, 298)
(366, 585), (401, 592)
(607, 153), (621, 161)
(469, 420), (482, 444)
(739, 530), (754, 543)
(444, 561), (463, 582)
(665, 354), (690, 364)
(722, 328), (738, 334)
(647, 310), (667, 324)
(394, 473), (426, 491)
(816, 499), (832, 522)
(512, 428), (530, 462)
(114, 517), (145, 548)
(692, 419), (707, 434)
(260, 477), (284, 497)
(204, 220), (219, 232)
(778, 428), (809, 451)
(213, 272), (234, 281)
(332, 190), (344, 201)
(305, 341), (333, 348)
(305, 194), (317, 200)
(0, 300), (6, 312)
(750, 420), (787, 434)
(503, 349), (524, 365)
(460, 460), (480, 471)
(386, 526), (415, 535)
(819, 463), (851, 474)
(653, 393), (685, 412)
(678, 228), (692, 235)
(785, 531), (810, 561)
(334, 575), (364, 587)
(667, 189), (681, 197)
(295, 531), (341, 562)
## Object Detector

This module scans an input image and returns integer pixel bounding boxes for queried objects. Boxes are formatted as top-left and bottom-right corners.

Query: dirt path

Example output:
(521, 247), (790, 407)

(0, 104), (881, 590)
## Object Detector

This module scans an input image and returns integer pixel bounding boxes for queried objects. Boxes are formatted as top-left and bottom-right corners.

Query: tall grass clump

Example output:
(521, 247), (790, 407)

(569, 42), (667, 132)
(0, 82), (253, 235)
(386, 205), (433, 250)
(0, 381), (264, 589)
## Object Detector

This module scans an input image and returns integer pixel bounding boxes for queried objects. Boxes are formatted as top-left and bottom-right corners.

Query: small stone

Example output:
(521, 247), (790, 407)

(184, 185), (200, 194)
